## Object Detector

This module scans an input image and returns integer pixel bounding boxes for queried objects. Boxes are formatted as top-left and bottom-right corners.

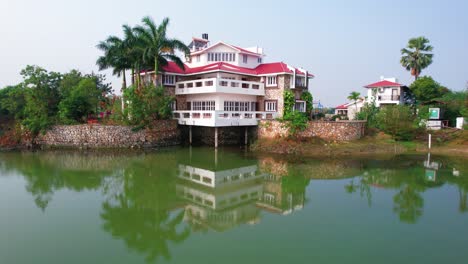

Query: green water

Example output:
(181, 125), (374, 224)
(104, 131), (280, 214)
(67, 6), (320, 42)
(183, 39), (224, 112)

(1, 148), (467, 264)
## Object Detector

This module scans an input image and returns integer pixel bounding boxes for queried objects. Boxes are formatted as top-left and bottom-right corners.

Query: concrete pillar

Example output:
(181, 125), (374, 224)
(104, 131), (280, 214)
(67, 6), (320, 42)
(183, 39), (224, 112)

(214, 127), (218, 148)
(189, 126), (192, 145)
(245, 127), (248, 145)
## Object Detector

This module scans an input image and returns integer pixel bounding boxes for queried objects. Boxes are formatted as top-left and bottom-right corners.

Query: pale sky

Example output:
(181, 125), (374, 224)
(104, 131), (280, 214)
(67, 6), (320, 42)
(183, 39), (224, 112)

(1, 0), (467, 106)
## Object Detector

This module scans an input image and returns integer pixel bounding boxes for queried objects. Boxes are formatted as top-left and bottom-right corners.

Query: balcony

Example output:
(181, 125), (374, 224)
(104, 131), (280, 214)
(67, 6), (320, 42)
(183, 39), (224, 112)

(377, 95), (400, 101)
(173, 110), (277, 127)
(175, 78), (265, 96)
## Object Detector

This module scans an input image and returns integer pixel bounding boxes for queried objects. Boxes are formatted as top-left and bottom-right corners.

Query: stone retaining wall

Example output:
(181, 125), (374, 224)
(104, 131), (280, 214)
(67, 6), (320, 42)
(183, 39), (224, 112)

(258, 120), (366, 141)
(35, 120), (180, 148)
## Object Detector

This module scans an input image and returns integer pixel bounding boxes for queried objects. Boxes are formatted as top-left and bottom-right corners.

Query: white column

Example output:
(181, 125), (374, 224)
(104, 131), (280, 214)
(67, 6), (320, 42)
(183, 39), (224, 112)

(215, 127), (218, 148)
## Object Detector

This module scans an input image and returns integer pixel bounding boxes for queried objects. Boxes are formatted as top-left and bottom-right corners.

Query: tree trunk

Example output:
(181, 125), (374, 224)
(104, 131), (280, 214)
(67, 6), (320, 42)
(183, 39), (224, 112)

(121, 70), (126, 112)
(154, 57), (159, 87)
(131, 68), (135, 85)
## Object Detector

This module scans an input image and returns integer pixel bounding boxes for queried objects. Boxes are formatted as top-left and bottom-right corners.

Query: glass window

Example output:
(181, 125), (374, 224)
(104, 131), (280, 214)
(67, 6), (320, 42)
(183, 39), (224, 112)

(265, 101), (277, 112)
(266, 76), (277, 87)
(243, 55), (248, 63)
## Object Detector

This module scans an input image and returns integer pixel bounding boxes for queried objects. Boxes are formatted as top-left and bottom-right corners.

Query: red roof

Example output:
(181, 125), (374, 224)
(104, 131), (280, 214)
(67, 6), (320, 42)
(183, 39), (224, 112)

(232, 45), (262, 56)
(364, 80), (403, 88)
(335, 104), (348, 110)
(158, 61), (314, 77)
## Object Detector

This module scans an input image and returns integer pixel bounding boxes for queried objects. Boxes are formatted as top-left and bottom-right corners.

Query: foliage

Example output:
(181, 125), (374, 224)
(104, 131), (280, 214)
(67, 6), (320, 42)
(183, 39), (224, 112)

(300, 91), (313, 118)
(436, 90), (468, 125)
(356, 102), (380, 128)
(123, 84), (174, 128)
(20, 66), (62, 134)
(375, 105), (417, 140)
(0, 84), (26, 120)
(400, 36), (434, 80)
(281, 90), (308, 135)
(409, 76), (448, 104)
(58, 78), (101, 124)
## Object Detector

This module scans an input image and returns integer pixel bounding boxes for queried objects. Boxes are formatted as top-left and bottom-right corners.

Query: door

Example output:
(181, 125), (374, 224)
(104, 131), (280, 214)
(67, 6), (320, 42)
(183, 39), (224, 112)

(392, 89), (398, 101)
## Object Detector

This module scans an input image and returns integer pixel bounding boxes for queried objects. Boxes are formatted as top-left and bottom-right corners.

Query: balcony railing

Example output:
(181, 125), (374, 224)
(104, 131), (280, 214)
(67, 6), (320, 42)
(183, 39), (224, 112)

(173, 110), (277, 127)
(175, 77), (265, 96)
(378, 95), (400, 101)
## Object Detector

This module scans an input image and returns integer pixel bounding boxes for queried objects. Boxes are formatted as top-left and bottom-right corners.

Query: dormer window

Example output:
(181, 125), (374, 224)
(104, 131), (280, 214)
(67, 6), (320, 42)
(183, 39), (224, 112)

(243, 55), (248, 63)
(207, 52), (236, 62)
(258, 57), (262, 63)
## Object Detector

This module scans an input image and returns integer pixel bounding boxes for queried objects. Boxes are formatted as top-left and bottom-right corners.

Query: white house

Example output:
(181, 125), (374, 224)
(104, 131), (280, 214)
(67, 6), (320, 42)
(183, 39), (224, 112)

(334, 99), (365, 120)
(364, 77), (410, 107)
(141, 34), (314, 128)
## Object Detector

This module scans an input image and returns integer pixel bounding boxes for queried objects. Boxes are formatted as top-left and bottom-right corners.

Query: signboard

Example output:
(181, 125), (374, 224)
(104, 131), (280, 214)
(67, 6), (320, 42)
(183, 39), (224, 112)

(425, 170), (436, 181)
(426, 120), (442, 130)
(429, 108), (440, 120)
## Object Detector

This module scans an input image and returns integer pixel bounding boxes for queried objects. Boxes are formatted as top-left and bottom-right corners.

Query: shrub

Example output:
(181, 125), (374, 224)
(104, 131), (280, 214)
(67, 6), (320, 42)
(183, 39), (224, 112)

(375, 105), (417, 140)
(123, 84), (174, 128)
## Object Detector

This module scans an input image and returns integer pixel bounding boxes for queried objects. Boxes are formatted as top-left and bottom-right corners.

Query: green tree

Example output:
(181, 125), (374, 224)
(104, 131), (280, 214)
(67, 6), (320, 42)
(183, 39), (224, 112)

(0, 84), (26, 120)
(300, 91), (313, 119)
(134, 17), (190, 84)
(58, 78), (101, 123)
(409, 76), (448, 104)
(123, 84), (174, 128)
(20, 66), (62, 134)
(400, 37), (434, 80)
(375, 105), (417, 140)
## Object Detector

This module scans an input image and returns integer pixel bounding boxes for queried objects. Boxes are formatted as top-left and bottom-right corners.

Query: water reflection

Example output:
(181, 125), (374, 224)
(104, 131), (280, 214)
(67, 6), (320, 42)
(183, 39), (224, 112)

(0, 149), (467, 262)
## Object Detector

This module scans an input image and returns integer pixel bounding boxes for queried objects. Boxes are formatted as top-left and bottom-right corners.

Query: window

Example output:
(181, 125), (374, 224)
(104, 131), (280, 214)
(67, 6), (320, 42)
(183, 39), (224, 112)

(191, 101), (215, 111)
(266, 76), (277, 87)
(294, 101), (306, 112)
(243, 54), (248, 63)
(224, 101), (257, 111)
(265, 100), (277, 112)
(257, 57), (262, 63)
(162, 74), (175, 85)
(171, 101), (177, 111)
(207, 52), (236, 62)
(295, 77), (305, 87)
(196, 55), (200, 62)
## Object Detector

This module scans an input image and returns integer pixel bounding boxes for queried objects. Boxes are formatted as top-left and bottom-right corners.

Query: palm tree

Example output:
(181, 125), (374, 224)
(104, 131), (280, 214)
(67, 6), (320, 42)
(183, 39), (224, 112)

(134, 16), (190, 85)
(400, 37), (434, 80)
(96, 35), (130, 92)
(347, 91), (361, 114)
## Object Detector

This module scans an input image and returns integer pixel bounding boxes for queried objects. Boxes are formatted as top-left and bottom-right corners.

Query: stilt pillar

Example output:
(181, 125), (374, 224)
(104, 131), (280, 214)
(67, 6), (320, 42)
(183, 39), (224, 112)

(214, 127), (219, 148)
(245, 127), (248, 145)
(189, 126), (192, 145)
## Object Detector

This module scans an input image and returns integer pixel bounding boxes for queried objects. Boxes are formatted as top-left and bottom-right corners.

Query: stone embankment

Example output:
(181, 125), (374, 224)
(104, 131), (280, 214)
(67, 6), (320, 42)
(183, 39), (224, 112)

(258, 120), (367, 141)
(34, 120), (180, 149)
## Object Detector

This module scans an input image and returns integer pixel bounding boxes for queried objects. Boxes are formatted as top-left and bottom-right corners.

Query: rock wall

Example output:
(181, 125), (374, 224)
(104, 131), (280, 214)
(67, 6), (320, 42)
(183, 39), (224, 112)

(258, 120), (366, 141)
(35, 120), (180, 148)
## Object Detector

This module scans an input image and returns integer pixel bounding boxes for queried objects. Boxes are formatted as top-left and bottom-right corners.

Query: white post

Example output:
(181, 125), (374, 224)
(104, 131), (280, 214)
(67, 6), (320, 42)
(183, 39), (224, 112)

(428, 134), (432, 149)
(215, 127), (218, 148)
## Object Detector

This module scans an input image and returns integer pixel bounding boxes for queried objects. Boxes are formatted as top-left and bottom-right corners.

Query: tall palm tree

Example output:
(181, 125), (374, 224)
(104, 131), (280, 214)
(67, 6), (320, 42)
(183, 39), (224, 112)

(347, 91), (361, 114)
(400, 37), (434, 80)
(96, 36), (130, 92)
(134, 16), (190, 85)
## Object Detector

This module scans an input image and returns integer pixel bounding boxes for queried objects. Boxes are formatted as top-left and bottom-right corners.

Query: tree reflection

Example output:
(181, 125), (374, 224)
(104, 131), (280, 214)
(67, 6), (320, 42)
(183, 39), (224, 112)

(393, 185), (424, 223)
(100, 156), (190, 263)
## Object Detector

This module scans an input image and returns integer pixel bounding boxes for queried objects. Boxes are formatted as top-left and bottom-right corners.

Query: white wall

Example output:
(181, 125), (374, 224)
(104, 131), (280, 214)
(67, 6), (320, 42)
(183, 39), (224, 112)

(367, 87), (401, 107)
(186, 43), (262, 69)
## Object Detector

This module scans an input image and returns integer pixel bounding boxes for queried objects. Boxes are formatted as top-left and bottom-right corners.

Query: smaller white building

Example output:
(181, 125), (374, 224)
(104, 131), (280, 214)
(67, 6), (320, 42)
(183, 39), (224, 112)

(334, 99), (365, 120)
(364, 77), (410, 107)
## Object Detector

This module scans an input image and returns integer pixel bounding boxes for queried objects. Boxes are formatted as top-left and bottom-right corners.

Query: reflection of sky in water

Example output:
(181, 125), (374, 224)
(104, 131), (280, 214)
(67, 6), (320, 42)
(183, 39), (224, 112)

(0, 149), (467, 264)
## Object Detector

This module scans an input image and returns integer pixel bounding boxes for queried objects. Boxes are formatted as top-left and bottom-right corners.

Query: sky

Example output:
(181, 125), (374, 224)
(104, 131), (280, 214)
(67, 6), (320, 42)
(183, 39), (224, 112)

(1, 0), (467, 106)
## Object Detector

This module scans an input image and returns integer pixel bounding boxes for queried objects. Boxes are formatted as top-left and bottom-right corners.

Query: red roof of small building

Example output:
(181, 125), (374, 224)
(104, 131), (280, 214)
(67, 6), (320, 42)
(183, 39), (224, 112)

(335, 104), (348, 110)
(158, 61), (314, 77)
(364, 80), (403, 88)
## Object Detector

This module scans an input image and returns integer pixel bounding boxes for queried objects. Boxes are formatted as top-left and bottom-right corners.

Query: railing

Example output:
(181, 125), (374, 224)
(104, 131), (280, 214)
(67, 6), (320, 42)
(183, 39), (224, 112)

(378, 95), (400, 101)
(173, 110), (277, 127)
(175, 77), (265, 96)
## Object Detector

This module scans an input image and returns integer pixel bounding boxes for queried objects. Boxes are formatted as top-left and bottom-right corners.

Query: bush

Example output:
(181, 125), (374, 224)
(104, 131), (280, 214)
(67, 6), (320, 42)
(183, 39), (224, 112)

(58, 78), (100, 124)
(123, 84), (174, 128)
(356, 102), (380, 128)
(375, 105), (417, 140)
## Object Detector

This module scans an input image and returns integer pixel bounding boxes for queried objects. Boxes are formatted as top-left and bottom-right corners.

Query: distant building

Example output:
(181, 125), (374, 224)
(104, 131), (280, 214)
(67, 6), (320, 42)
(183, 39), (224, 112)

(364, 77), (411, 107)
(334, 98), (365, 120)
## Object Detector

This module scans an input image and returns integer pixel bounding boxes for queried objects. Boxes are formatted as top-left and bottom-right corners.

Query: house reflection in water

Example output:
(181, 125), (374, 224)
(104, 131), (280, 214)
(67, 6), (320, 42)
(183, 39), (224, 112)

(175, 156), (307, 231)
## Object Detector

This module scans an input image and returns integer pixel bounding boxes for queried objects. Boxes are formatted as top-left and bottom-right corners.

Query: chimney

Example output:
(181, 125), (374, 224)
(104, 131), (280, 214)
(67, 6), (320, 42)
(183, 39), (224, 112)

(202, 33), (209, 40)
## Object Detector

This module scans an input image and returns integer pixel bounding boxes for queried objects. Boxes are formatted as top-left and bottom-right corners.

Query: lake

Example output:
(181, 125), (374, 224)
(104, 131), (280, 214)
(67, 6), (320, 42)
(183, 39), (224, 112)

(1, 148), (467, 264)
